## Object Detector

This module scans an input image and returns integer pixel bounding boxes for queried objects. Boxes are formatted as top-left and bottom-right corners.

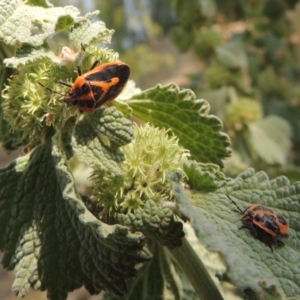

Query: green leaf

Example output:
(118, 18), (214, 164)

(71, 107), (134, 174)
(0, 0), (80, 47)
(69, 11), (114, 50)
(127, 84), (231, 167)
(248, 115), (292, 165)
(172, 169), (300, 299)
(103, 241), (197, 300)
(27, 0), (53, 7)
(118, 200), (184, 249)
(2, 9), (114, 69)
(55, 15), (75, 31)
(4, 44), (59, 68)
(0, 135), (151, 299)
(184, 160), (228, 192)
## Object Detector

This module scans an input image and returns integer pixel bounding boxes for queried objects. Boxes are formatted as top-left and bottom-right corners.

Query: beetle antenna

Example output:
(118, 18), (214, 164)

(38, 82), (65, 96)
(227, 195), (243, 214)
(58, 80), (72, 88)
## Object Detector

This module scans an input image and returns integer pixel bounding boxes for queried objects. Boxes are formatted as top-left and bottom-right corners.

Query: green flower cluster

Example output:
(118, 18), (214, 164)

(120, 123), (189, 211)
(92, 123), (189, 215)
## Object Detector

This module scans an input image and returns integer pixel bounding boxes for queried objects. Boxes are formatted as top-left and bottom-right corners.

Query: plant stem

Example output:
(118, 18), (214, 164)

(169, 237), (224, 300)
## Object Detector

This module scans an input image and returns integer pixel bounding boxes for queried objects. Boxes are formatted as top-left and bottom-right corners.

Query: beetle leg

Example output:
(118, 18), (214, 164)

(261, 231), (274, 252)
(76, 43), (86, 76)
(239, 224), (257, 235)
(90, 59), (101, 70)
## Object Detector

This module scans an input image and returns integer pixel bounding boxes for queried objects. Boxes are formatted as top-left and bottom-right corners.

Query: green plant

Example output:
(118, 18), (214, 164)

(0, 1), (299, 300)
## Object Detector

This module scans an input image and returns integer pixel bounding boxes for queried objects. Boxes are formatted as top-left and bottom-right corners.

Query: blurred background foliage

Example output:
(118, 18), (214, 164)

(53, 0), (300, 182)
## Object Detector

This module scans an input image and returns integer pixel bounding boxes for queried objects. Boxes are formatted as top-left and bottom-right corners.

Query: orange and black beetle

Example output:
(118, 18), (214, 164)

(40, 46), (130, 113)
(228, 195), (289, 252)
(59, 60), (130, 113)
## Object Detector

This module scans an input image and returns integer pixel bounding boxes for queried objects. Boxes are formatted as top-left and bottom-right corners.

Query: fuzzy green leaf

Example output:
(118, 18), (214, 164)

(2, 9), (114, 69)
(4, 44), (59, 68)
(69, 10), (114, 50)
(183, 160), (228, 192)
(0, 0), (80, 47)
(0, 135), (151, 300)
(27, 0), (52, 7)
(172, 169), (300, 299)
(127, 84), (231, 167)
(118, 200), (184, 249)
(71, 108), (134, 175)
